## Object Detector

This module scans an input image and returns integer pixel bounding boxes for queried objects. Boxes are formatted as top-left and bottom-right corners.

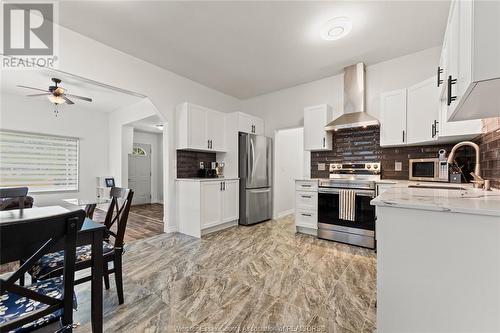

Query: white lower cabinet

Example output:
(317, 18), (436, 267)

(294, 180), (318, 231)
(177, 179), (239, 238)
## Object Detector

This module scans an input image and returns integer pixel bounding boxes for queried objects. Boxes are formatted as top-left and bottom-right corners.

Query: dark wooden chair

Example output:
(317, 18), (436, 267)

(0, 209), (85, 333)
(28, 187), (134, 305)
(0, 187), (31, 211)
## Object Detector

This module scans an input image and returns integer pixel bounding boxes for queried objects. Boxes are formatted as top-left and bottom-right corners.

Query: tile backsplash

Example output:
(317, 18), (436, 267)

(310, 126), (477, 182)
(177, 150), (216, 178)
(475, 118), (500, 189)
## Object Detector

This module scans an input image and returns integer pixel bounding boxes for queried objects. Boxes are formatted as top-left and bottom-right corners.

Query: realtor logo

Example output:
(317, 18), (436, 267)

(3, 3), (53, 55)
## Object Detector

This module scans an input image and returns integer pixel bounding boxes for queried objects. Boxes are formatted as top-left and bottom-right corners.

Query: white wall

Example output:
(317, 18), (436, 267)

(0, 93), (109, 205)
(239, 47), (441, 137)
(273, 127), (304, 219)
(133, 130), (163, 203)
(55, 24), (239, 232)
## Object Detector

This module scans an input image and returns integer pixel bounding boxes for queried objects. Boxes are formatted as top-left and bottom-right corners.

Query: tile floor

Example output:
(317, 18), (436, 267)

(71, 215), (376, 333)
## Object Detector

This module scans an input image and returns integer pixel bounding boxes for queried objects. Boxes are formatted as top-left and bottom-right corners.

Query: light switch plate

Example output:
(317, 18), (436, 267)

(318, 163), (326, 171)
(395, 161), (402, 171)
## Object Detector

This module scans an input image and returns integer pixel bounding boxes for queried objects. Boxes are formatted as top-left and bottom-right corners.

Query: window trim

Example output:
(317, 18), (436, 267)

(0, 129), (80, 193)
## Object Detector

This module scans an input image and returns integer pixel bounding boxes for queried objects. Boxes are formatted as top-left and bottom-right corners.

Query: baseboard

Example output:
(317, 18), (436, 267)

(275, 209), (294, 220)
(201, 220), (238, 236)
(165, 218), (177, 233)
(296, 226), (318, 236)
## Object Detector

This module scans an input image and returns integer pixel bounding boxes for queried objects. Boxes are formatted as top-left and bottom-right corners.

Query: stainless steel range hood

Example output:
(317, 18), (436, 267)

(325, 63), (379, 131)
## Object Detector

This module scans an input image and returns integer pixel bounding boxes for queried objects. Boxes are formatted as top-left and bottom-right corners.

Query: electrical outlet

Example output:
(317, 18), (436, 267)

(318, 163), (326, 171)
(395, 161), (402, 171)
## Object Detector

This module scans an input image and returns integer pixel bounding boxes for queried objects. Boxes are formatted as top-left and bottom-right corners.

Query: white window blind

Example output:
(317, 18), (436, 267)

(0, 130), (79, 192)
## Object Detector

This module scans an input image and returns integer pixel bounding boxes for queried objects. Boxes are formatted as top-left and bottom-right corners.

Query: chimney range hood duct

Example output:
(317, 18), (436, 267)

(324, 62), (379, 131)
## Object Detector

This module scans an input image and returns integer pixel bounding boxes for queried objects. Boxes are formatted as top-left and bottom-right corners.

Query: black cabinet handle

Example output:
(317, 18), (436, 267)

(301, 195), (312, 198)
(323, 137), (325, 147)
(402, 130), (405, 143)
(220, 182), (223, 191)
(432, 120), (439, 138)
(208, 140), (210, 148)
(447, 75), (457, 106)
(223, 182), (225, 191)
(301, 213), (312, 217)
(437, 66), (443, 87)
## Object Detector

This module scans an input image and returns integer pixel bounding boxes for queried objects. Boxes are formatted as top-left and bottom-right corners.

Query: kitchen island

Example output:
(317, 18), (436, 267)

(372, 187), (500, 333)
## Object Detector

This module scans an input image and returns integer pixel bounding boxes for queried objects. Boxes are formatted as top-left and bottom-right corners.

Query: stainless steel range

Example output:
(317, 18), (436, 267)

(318, 162), (380, 249)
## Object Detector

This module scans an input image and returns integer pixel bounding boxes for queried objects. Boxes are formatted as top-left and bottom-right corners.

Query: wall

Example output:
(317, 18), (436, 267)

(133, 130), (163, 202)
(310, 126), (475, 181)
(274, 127), (304, 218)
(176, 150), (216, 178)
(239, 47), (441, 137)
(0, 93), (109, 205)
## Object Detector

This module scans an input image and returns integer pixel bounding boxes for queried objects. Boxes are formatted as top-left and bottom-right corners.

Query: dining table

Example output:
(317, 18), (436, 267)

(63, 197), (111, 219)
(0, 206), (105, 333)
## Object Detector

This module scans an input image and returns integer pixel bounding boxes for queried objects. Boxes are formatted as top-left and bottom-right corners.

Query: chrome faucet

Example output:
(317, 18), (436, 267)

(447, 141), (483, 188)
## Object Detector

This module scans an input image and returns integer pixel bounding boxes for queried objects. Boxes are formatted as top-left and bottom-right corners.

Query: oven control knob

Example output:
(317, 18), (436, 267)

(373, 164), (379, 169)
(366, 165), (371, 169)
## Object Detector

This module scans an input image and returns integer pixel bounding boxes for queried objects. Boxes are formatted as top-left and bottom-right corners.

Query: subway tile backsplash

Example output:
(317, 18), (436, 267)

(177, 150), (216, 178)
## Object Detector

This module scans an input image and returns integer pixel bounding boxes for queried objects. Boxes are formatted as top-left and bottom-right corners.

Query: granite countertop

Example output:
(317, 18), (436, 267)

(176, 177), (239, 182)
(371, 187), (500, 217)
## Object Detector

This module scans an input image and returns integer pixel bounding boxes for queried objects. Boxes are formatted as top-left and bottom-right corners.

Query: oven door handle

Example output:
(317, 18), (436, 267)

(318, 188), (375, 197)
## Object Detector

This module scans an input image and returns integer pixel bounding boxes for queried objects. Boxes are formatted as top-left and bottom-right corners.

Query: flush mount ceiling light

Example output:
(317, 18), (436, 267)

(320, 17), (352, 41)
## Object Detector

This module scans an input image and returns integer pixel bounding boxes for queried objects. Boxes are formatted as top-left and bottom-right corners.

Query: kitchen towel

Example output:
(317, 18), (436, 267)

(339, 189), (356, 221)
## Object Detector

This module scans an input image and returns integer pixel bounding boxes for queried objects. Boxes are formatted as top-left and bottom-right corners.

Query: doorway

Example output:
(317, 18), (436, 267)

(128, 143), (152, 205)
(273, 127), (305, 219)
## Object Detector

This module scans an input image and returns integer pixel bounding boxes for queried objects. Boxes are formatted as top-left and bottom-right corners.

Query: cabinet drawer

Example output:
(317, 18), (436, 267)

(295, 191), (318, 210)
(295, 210), (318, 229)
(295, 180), (318, 192)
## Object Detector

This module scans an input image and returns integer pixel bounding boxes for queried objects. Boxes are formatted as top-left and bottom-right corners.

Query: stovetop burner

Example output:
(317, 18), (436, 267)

(319, 162), (381, 190)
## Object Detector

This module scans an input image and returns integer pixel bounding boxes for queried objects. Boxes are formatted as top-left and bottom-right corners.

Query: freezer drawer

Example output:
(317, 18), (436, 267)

(240, 187), (272, 225)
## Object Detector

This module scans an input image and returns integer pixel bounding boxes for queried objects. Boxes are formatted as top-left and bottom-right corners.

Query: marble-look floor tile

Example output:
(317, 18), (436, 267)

(250, 299), (314, 328)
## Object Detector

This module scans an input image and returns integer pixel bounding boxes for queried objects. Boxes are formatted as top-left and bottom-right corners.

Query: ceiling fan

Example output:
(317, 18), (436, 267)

(17, 78), (93, 105)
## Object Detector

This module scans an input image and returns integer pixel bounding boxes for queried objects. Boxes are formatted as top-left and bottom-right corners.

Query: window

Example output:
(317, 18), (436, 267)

(132, 147), (147, 156)
(0, 130), (79, 192)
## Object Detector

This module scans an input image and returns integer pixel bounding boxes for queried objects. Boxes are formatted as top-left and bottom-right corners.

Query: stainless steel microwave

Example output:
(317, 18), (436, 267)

(409, 158), (449, 182)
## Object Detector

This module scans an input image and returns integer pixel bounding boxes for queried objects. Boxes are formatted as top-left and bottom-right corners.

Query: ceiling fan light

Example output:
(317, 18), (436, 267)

(48, 95), (66, 105)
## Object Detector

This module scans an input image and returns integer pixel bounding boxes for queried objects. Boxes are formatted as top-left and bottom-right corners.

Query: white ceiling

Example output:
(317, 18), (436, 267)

(59, 1), (450, 99)
(129, 115), (163, 134)
(1, 68), (143, 113)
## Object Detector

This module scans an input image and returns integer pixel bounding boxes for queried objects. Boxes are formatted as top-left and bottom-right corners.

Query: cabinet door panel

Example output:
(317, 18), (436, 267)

(206, 110), (225, 151)
(222, 180), (239, 222)
(380, 89), (407, 146)
(201, 181), (222, 228)
(304, 105), (332, 151)
(253, 117), (264, 135)
(238, 113), (254, 134)
(189, 104), (208, 150)
(407, 77), (439, 144)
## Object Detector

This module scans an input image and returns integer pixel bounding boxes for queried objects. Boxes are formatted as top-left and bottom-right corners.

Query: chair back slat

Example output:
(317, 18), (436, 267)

(0, 209), (84, 332)
(0, 187), (29, 210)
(103, 187), (134, 249)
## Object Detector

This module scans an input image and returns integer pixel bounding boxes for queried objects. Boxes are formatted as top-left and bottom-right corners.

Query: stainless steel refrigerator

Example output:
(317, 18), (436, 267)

(238, 132), (272, 225)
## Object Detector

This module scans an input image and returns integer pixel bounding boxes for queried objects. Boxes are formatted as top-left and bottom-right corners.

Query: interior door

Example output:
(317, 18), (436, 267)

(201, 181), (223, 228)
(406, 77), (439, 144)
(222, 180), (239, 222)
(380, 89), (407, 146)
(128, 143), (151, 205)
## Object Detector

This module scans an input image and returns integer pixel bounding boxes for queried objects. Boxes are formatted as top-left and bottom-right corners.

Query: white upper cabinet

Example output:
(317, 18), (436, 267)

(380, 89), (407, 147)
(304, 104), (333, 151)
(443, 0), (500, 121)
(237, 112), (264, 135)
(176, 102), (226, 152)
(406, 77), (440, 145)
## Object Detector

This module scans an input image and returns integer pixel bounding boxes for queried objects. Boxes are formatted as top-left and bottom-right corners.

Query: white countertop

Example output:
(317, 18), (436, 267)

(176, 177), (239, 182)
(371, 186), (500, 217)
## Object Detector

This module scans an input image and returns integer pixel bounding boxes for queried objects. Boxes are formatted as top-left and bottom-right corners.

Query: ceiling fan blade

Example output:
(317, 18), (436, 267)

(26, 93), (50, 97)
(62, 96), (75, 105)
(65, 94), (92, 102)
(17, 85), (50, 93)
